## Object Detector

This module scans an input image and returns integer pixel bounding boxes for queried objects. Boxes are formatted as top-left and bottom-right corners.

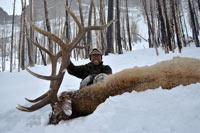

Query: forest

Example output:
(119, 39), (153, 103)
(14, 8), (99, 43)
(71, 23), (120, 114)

(0, 0), (199, 72)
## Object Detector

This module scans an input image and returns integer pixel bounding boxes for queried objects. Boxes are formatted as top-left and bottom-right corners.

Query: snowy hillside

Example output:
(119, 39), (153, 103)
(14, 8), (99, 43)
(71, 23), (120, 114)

(0, 44), (200, 133)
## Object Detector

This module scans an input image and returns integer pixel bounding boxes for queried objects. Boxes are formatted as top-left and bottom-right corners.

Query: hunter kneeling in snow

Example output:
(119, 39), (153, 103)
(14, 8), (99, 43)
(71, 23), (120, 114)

(67, 48), (112, 89)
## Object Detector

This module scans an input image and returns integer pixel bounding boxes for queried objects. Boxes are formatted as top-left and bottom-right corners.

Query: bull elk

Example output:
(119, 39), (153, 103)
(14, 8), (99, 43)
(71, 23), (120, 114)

(17, 6), (116, 119)
(17, 6), (200, 125)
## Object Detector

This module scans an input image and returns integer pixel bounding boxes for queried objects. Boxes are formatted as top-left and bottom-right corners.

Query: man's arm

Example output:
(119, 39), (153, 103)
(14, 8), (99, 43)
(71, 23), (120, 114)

(67, 60), (87, 79)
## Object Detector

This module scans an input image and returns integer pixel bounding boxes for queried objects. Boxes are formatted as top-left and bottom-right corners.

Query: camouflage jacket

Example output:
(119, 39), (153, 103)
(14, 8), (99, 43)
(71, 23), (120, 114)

(67, 61), (112, 80)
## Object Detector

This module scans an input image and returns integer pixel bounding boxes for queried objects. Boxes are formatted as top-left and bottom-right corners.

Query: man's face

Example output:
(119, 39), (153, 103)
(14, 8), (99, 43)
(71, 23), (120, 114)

(90, 54), (102, 65)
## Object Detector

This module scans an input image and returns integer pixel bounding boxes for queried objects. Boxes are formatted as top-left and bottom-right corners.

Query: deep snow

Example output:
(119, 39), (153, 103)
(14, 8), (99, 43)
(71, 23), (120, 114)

(0, 44), (200, 133)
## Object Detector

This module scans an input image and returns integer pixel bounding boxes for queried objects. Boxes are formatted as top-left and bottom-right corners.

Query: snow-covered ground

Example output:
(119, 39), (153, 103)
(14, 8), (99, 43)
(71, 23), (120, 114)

(0, 44), (200, 133)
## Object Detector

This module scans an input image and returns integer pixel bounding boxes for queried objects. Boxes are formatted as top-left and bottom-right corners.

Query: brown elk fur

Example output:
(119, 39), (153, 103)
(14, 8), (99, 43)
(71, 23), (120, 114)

(58, 57), (200, 120)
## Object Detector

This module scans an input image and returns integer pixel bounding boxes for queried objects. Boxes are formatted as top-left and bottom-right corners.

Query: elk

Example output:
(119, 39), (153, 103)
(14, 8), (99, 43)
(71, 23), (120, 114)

(17, 6), (200, 124)
(17, 6), (116, 118)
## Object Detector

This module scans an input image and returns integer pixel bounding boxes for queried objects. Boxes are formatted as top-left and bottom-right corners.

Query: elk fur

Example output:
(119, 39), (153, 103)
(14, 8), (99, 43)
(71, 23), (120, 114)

(59, 57), (200, 119)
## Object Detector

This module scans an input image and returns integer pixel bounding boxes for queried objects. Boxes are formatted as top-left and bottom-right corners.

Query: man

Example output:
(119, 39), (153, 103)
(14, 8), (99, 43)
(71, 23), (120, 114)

(67, 48), (112, 89)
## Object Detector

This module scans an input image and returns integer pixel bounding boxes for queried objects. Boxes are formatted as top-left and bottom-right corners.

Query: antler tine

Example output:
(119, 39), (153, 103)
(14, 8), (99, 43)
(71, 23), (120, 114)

(25, 91), (49, 103)
(25, 67), (60, 81)
(26, 18), (66, 49)
(85, 19), (117, 31)
(64, 5), (83, 29)
(17, 96), (49, 112)
(69, 20), (117, 49)
(26, 35), (53, 57)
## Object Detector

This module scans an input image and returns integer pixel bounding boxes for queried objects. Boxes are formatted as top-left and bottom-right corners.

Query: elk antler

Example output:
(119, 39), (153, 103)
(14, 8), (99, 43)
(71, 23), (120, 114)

(17, 5), (116, 112)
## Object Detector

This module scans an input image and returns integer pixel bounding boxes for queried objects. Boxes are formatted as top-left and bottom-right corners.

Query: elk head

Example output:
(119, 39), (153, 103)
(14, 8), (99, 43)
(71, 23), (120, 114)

(17, 6), (116, 114)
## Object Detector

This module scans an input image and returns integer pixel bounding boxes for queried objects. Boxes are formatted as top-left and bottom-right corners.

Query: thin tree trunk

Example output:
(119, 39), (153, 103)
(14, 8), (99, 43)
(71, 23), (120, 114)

(156, 0), (168, 53)
(27, 0), (34, 67)
(173, 0), (182, 52)
(44, 0), (54, 63)
(86, 0), (93, 58)
(92, 1), (100, 48)
(21, 0), (26, 70)
(125, 0), (132, 51)
(178, 6), (187, 47)
(100, 0), (107, 54)
(65, 0), (70, 41)
(116, 0), (123, 54)
(142, 0), (159, 55)
(10, 0), (16, 72)
(105, 0), (114, 55)
(181, 2), (189, 44)
(18, 6), (23, 72)
(163, 0), (172, 51)
(78, 0), (87, 56)
(122, 15), (128, 50)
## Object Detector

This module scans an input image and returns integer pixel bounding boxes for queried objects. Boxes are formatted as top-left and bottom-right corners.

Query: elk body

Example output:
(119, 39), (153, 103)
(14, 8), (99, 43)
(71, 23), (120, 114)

(60, 57), (200, 119)
(17, 6), (200, 124)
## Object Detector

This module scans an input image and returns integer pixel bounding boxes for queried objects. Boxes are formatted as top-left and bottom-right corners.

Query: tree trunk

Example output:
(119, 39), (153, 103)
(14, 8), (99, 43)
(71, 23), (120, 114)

(178, 5), (187, 47)
(105, 0), (114, 55)
(65, 0), (70, 41)
(142, 0), (159, 55)
(156, 0), (168, 53)
(188, 0), (200, 47)
(27, 0), (35, 67)
(181, 2), (189, 45)
(116, 0), (123, 54)
(99, 0), (107, 54)
(18, 5), (24, 72)
(78, 0), (87, 55)
(92, 1), (100, 48)
(44, 0), (54, 63)
(86, 0), (93, 57)
(163, 0), (172, 51)
(125, 0), (132, 51)
(172, 0), (182, 52)
(10, 0), (16, 72)
(21, 0), (26, 70)
(149, 0), (158, 48)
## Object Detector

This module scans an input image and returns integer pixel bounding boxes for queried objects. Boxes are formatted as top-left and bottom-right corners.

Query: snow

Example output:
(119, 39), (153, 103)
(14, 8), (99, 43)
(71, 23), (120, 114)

(0, 44), (200, 133)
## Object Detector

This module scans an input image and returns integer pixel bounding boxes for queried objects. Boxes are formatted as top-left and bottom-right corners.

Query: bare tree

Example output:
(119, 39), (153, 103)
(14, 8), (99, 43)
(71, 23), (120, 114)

(163, 0), (172, 52)
(0, 26), (8, 72)
(99, 0), (107, 54)
(141, 0), (159, 55)
(78, 0), (87, 54)
(65, 0), (70, 41)
(21, 0), (26, 70)
(156, 0), (168, 53)
(116, 0), (123, 54)
(86, 0), (94, 57)
(10, 0), (16, 72)
(18, 3), (24, 72)
(125, 0), (132, 51)
(106, 0), (114, 55)
(44, 0), (54, 63)
(188, 0), (200, 47)
(171, 0), (182, 52)
(27, 0), (34, 67)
